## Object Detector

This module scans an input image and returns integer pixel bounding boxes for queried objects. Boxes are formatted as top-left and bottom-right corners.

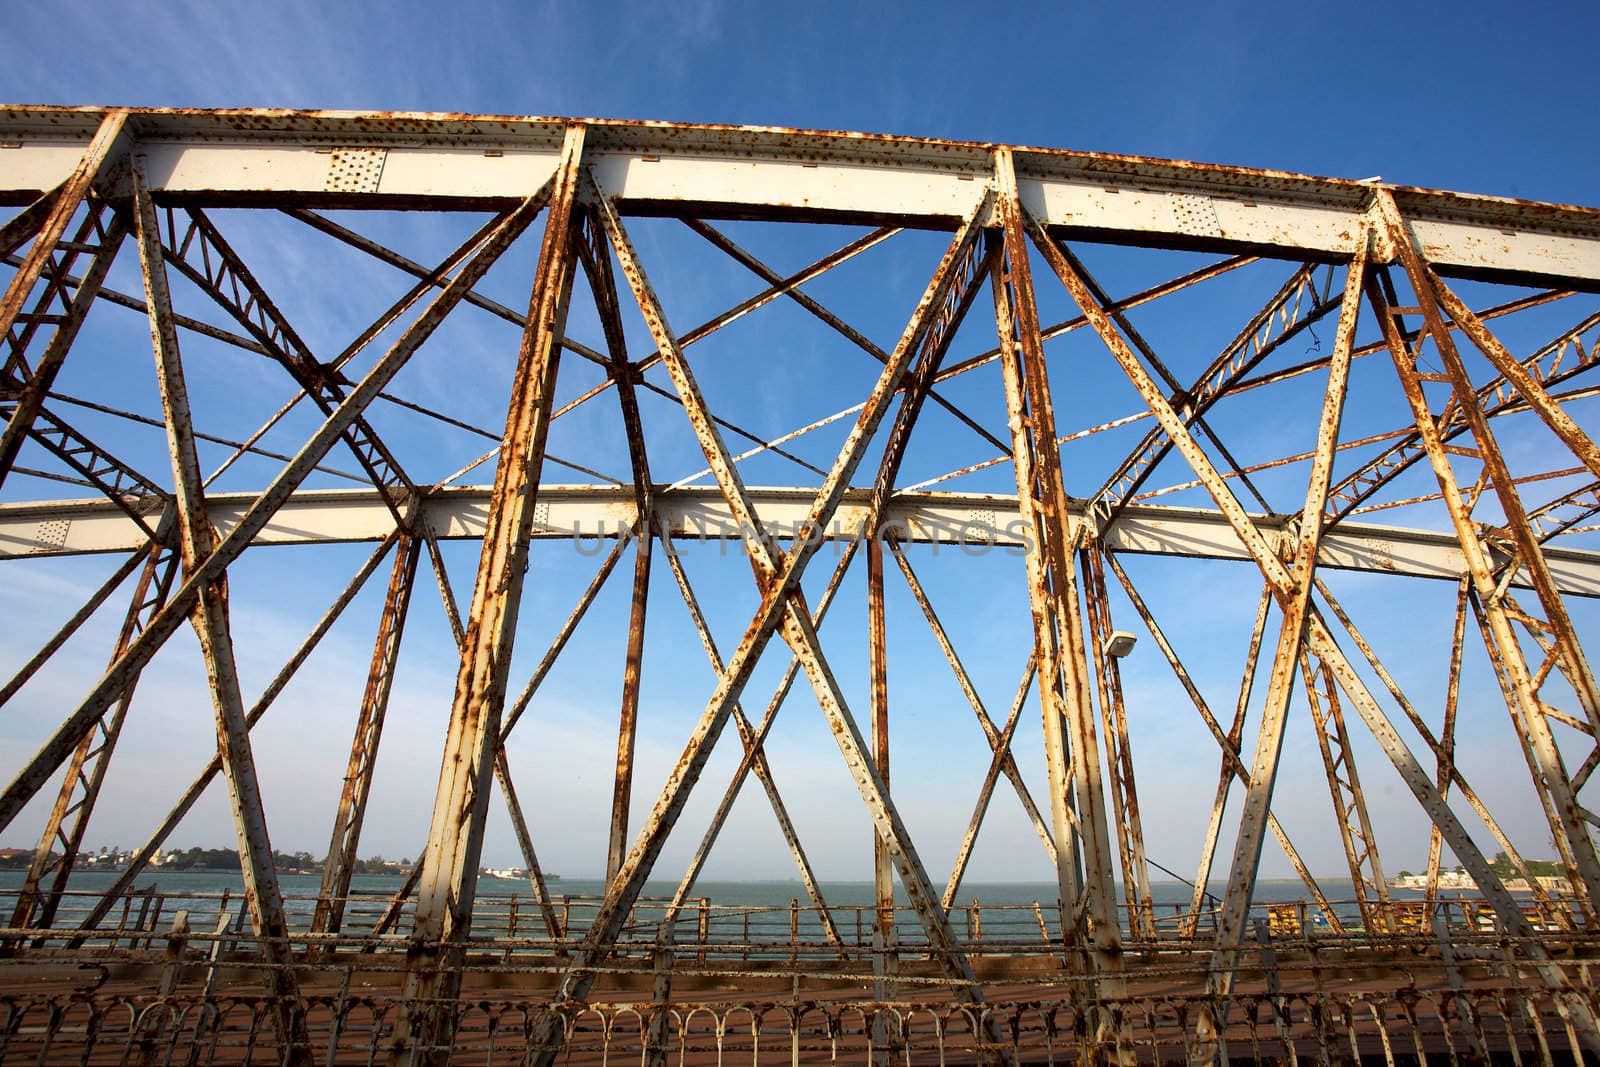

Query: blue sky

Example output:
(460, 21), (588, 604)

(1, 0), (1598, 895)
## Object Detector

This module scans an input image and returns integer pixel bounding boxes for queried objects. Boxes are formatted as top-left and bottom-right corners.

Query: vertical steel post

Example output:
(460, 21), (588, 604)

(1425, 579), (1470, 913)
(867, 535), (893, 988)
(1080, 545), (1155, 939)
(312, 533), (420, 940)
(605, 494), (652, 887)
(993, 147), (1117, 972)
(388, 125), (585, 1065)
(578, 202), (657, 888)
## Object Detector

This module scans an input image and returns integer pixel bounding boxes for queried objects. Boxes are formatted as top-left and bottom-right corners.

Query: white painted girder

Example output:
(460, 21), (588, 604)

(3, 484), (1596, 597)
(2, 108), (1599, 285)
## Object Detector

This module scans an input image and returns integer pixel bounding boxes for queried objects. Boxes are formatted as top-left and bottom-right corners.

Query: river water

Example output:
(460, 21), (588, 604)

(2, 869), (1445, 938)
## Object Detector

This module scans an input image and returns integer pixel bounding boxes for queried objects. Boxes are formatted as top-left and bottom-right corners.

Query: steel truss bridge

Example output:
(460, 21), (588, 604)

(0, 107), (1598, 1064)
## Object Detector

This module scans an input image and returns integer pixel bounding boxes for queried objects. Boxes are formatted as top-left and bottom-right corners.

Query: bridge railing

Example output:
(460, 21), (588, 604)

(3, 892), (1599, 1064)
(1, 884), (1588, 959)
(0, 981), (1592, 1065)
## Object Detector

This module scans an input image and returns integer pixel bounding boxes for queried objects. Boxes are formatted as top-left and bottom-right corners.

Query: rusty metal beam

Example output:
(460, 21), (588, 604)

(8, 107), (1600, 285)
(867, 537), (893, 958)
(604, 531), (650, 888)
(1080, 545), (1155, 939)
(994, 146), (1118, 979)
(575, 201), (657, 888)
(389, 125), (586, 1063)
(133, 160), (311, 1063)
(1425, 579), (1471, 914)
(418, 506), (559, 934)
(490, 750), (564, 940)
(311, 533), (421, 939)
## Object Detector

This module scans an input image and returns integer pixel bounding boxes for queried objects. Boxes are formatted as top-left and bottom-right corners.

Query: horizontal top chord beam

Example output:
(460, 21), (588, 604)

(1, 106), (1598, 285)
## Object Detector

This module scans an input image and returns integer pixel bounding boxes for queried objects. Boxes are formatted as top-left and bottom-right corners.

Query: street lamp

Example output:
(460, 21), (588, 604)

(1103, 630), (1137, 659)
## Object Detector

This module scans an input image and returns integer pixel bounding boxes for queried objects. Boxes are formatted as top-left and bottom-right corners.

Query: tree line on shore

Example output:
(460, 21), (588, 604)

(1393, 852), (1566, 881)
(157, 847), (411, 873)
(0, 846), (411, 874)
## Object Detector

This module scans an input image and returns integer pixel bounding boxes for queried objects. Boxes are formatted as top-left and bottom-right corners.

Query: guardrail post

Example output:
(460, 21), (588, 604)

(698, 896), (710, 962)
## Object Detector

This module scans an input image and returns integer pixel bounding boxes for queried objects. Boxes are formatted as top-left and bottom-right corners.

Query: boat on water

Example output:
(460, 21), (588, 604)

(482, 867), (560, 881)
(1389, 871), (1477, 891)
